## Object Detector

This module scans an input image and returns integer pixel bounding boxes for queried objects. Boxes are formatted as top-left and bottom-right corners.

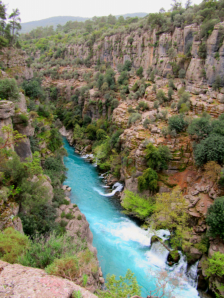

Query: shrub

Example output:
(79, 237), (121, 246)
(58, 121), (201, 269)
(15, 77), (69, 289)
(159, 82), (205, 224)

(187, 115), (212, 140)
(206, 197), (224, 240)
(0, 78), (19, 101)
(205, 252), (224, 278)
(97, 269), (141, 298)
(143, 118), (150, 129)
(168, 88), (174, 101)
(177, 91), (190, 111)
(22, 79), (44, 100)
(128, 113), (141, 126)
(178, 68), (186, 79)
(168, 114), (187, 133)
(48, 128), (63, 152)
(122, 190), (155, 219)
(0, 228), (29, 263)
(193, 134), (224, 166)
(117, 71), (128, 85)
(213, 75), (223, 91)
(137, 168), (158, 192)
(156, 89), (167, 103)
(18, 114), (29, 126)
(77, 215), (82, 220)
(96, 129), (107, 140)
(137, 101), (148, 111)
(45, 256), (79, 280)
(19, 232), (86, 269)
(136, 66), (143, 78)
(111, 98), (119, 110)
(144, 143), (172, 171)
(122, 60), (132, 71)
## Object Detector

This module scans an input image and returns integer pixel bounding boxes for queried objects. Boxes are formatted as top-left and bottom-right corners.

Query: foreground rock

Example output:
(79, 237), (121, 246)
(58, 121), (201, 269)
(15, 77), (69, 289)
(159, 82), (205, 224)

(0, 260), (97, 298)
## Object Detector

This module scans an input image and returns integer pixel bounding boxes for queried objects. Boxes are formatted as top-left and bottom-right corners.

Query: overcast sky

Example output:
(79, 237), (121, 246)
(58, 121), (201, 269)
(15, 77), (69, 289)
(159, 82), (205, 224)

(6, 0), (203, 23)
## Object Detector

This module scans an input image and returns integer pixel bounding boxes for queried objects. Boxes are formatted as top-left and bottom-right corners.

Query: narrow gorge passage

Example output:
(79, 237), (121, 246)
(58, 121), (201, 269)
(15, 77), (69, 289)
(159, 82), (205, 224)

(63, 138), (199, 298)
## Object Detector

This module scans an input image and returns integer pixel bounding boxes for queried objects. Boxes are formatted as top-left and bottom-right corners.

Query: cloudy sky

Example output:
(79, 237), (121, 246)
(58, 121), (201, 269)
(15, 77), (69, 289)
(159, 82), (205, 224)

(6, 0), (203, 23)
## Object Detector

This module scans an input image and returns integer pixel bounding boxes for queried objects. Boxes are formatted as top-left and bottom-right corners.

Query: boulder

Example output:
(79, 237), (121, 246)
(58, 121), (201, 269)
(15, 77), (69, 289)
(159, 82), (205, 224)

(0, 101), (14, 119)
(0, 260), (98, 298)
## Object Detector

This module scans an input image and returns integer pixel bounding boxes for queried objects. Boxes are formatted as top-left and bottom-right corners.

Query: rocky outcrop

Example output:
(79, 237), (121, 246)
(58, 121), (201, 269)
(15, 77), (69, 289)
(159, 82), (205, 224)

(0, 260), (98, 298)
(0, 48), (33, 83)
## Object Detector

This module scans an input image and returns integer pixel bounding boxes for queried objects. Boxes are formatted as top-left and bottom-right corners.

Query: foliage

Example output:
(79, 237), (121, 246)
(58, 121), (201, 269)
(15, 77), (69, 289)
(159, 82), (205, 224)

(144, 143), (172, 171)
(45, 256), (79, 281)
(128, 113), (141, 126)
(22, 79), (44, 100)
(206, 197), (224, 240)
(152, 187), (192, 252)
(0, 78), (19, 101)
(156, 89), (167, 103)
(137, 168), (158, 192)
(48, 128), (63, 152)
(122, 190), (155, 219)
(0, 227), (29, 263)
(205, 252), (224, 278)
(19, 232), (86, 269)
(187, 114), (212, 139)
(168, 114), (187, 133)
(97, 269), (141, 298)
(136, 66), (143, 78)
(194, 134), (224, 166)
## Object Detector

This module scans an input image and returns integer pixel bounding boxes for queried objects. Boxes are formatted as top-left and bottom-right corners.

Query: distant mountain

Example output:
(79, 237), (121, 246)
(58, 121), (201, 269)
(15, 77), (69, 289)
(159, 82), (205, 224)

(116, 13), (148, 19)
(21, 13), (148, 34)
(21, 16), (89, 33)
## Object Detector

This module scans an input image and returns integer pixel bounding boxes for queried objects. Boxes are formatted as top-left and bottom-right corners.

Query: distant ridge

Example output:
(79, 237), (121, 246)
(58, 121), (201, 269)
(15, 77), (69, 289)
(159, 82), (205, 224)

(21, 16), (89, 33)
(21, 13), (148, 34)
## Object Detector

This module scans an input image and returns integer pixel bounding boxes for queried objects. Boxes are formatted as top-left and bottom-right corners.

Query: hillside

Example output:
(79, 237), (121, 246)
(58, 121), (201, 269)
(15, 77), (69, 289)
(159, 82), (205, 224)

(21, 16), (89, 33)
(21, 13), (148, 33)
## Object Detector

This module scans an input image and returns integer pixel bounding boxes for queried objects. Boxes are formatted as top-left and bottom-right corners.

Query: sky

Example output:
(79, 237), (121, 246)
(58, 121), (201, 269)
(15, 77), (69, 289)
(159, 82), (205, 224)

(6, 0), (203, 23)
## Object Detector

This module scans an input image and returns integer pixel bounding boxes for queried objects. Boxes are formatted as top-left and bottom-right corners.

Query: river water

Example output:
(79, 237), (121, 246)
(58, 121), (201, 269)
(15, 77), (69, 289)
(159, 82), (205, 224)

(63, 138), (199, 298)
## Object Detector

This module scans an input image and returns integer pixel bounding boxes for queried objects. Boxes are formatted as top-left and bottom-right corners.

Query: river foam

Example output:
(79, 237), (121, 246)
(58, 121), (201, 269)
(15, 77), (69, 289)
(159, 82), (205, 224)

(63, 138), (199, 298)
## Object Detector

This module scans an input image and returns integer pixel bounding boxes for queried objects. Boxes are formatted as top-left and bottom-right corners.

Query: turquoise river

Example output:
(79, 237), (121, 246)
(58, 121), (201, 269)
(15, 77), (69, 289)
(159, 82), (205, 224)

(63, 138), (199, 298)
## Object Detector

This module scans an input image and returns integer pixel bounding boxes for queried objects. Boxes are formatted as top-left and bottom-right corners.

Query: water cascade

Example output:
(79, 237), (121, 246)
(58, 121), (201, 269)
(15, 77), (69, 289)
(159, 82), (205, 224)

(63, 138), (199, 298)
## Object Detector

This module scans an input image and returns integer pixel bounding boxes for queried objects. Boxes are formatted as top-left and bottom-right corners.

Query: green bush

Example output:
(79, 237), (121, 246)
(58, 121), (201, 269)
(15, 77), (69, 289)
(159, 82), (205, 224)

(156, 89), (167, 103)
(22, 79), (44, 100)
(122, 60), (132, 71)
(136, 66), (143, 78)
(0, 78), (19, 101)
(48, 128), (63, 152)
(96, 128), (107, 140)
(178, 68), (186, 79)
(117, 71), (128, 85)
(144, 143), (172, 171)
(193, 134), (224, 166)
(187, 115), (212, 140)
(206, 197), (224, 240)
(45, 256), (79, 280)
(0, 228), (29, 264)
(168, 114), (187, 133)
(18, 113), (29, 127)
(143, 118), (150, 129)
(205, 252), (224, 278)
(97, 269), (141, 298)
(128, 113), (141, 126)
(137, 168), (158, 192)
(19, 232), (86, 269)
(122, 190), (155, 219)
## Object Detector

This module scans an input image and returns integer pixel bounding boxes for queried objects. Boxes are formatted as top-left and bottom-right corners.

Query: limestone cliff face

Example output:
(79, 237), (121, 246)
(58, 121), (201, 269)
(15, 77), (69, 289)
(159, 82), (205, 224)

(0, 48), (33, 83)
(61, 22), (224, 86)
